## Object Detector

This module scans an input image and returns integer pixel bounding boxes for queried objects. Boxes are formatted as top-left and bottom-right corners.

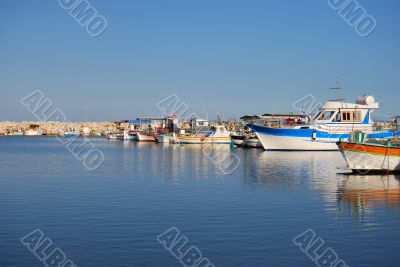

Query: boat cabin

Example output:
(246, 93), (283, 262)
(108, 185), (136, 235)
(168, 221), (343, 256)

(211, 125), (229, 134)
(190, 118), (209, 128)
(262, 113), (309, 126)
(240, 115), (263, 124)
(313, 95), (379, 125)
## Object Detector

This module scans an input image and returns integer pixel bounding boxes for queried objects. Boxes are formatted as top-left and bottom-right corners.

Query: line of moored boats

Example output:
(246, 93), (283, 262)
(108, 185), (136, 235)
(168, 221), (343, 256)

(103, 93), (400, 173)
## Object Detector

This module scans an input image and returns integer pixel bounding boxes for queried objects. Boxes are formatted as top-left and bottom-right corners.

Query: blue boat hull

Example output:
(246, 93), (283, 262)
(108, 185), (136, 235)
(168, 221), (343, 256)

(249, 124), (399, 151)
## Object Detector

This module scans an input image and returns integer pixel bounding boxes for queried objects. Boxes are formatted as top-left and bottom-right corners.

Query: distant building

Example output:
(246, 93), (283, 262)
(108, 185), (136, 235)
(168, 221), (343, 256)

(25, 124), (42, 136)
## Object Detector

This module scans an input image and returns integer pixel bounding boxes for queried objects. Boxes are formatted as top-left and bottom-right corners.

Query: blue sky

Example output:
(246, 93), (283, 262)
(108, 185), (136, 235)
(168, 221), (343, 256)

(1, 0), (399, 121)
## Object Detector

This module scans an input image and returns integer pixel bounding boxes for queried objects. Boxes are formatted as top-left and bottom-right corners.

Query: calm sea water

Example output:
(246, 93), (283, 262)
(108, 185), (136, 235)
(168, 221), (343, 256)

(1, 137), (399, 267)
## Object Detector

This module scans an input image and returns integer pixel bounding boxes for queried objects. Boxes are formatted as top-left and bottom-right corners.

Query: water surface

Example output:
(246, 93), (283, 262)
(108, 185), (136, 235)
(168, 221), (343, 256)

(1, 137), (399, 267)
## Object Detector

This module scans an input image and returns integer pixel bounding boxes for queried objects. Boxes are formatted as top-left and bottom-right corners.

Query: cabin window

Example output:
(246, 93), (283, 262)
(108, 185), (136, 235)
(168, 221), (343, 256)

(333, 112), (341, 122)
(342, 112), (351, 121)
(341, 111), (362, 122)
(353, 111), (362, 122)
(318, 111), (335, 121)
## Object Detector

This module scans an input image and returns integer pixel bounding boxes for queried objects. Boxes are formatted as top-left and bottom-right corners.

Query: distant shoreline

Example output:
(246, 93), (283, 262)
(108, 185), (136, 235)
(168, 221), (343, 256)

(0, 121), (127, 136)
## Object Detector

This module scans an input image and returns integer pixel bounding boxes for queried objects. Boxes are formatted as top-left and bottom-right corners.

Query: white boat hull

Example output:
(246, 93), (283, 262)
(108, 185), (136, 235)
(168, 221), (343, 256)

(108, 135), (124, 140)
(124, 133), (137, 140)
(157, 135), (174, 143)
(341, 150), (400, 172)
(137, 133), (156, 142)
(255, 132), (338, 151)
(176, 136), (231, 144)
(25, 130), (43, 136)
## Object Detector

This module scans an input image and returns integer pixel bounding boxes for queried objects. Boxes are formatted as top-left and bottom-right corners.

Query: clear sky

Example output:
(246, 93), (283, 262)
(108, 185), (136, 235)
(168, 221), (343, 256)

(1, 0), (399, 121)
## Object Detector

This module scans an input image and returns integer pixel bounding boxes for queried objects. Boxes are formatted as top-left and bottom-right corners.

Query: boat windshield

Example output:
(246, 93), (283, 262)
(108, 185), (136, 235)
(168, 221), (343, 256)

(317, 111), (335, 121)
(312, 111), (322, 120)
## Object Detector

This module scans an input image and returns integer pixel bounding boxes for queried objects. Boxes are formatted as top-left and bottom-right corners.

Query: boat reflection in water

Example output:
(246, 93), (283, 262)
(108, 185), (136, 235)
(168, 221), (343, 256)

(115, 142), (236, 183)
(240, 149), (344, 189)
(337, 174), (400, 216)
(240, 150), (400, 219)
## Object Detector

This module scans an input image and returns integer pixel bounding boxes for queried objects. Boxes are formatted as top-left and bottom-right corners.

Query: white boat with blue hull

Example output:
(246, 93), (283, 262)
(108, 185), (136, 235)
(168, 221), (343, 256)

(250, 95), (400, 151)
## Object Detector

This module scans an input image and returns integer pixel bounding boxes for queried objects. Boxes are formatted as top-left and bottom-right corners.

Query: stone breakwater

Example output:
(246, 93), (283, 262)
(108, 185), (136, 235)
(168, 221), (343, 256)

(0, 121), (131, 136)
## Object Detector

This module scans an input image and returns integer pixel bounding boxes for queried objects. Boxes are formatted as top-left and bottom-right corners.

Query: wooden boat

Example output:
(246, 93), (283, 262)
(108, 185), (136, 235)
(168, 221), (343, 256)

(175, 125), (231, 144)
(137, 132), (158, 142)
(337, 139), (400, 173)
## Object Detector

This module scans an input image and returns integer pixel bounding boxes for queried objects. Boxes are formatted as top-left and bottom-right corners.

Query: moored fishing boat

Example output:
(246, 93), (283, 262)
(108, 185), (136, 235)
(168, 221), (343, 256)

(137, 132), (158, 142)
(231, 133), (245, 147)
(231, 133), (262, 148)
(250, 95), (399, 151)
(25, 129), (43, 136)
(106, 133), (124, 140)
(25, 125), (43, 136)
(156, 134), (175, 143)
(243, 135), (263, 148)
(337, 138), (400, 174)
(123, 130), (137, 140)
(176, 125), (231, 144)
(13, 130), (24, 136)
(231, 115), (263, 148)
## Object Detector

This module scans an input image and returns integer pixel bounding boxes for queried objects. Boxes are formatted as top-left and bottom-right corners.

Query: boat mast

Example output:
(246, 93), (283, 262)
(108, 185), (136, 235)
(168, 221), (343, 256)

(329, 80), (344, 102)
